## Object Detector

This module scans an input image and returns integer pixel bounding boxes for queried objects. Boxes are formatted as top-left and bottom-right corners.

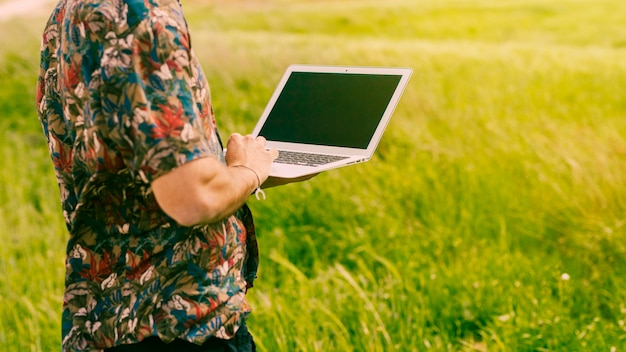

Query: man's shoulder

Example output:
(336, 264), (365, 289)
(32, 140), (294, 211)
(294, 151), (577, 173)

(41, 0), (187, 56)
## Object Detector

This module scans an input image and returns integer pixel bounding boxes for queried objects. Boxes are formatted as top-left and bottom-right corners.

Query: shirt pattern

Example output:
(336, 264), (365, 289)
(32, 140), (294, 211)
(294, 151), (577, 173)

(35, 0), (259, 350)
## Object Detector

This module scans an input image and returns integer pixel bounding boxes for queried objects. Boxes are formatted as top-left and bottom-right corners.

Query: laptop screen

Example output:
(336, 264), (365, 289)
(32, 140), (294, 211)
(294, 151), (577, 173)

(257, 71), (403, 149)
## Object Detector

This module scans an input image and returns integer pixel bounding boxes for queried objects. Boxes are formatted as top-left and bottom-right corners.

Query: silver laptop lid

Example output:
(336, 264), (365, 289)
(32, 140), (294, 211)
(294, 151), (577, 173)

(252, 64), (412, 158)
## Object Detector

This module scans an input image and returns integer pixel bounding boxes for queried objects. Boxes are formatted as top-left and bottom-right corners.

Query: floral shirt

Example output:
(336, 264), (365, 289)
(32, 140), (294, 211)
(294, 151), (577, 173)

(36, 0), (259, 350)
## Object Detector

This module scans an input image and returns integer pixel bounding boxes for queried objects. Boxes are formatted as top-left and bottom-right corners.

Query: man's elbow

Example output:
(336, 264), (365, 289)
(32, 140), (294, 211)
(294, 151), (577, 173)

(167, 211), (202, 228)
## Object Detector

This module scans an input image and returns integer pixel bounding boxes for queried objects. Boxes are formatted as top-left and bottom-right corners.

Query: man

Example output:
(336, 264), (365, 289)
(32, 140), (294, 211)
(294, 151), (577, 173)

(36, 0), (306, 350)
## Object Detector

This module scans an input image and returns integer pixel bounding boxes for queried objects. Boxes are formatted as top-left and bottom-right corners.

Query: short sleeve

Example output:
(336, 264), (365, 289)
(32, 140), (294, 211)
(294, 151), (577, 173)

(96, 0), (215, 183)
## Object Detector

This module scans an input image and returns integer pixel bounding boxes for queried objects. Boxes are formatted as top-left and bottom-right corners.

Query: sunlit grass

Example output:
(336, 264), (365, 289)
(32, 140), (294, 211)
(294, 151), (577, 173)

(1, 0), (625, 351)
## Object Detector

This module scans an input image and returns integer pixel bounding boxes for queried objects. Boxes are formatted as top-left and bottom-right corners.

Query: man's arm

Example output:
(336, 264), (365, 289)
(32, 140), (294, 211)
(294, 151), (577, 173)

(152, 134), (278, 226)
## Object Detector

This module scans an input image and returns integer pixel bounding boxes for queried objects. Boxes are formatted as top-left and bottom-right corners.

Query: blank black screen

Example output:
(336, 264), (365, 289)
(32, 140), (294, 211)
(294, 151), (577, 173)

(258, 72), (402, 149)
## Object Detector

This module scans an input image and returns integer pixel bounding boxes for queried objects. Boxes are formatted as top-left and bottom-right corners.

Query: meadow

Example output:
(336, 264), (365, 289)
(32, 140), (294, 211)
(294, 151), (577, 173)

(1, 0), (625, 350)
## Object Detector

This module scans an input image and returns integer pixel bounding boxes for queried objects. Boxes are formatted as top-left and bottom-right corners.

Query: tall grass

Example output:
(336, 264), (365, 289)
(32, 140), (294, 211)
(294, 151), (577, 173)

(1, 0), (625, 351)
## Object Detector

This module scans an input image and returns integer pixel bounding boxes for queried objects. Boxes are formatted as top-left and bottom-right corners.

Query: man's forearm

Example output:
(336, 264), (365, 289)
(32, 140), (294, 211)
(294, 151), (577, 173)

(152, 156), (259, 227)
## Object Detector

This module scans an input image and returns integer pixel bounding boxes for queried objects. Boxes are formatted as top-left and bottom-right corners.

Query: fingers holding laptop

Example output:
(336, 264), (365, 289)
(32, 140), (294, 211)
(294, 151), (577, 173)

(225, 133), (278, 184)
(245, 135), (319, 188)
(261, 173), (319, 189)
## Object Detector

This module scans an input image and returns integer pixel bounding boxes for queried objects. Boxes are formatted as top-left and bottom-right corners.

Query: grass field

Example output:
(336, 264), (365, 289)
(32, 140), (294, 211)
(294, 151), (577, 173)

(1, 0), (626, 350)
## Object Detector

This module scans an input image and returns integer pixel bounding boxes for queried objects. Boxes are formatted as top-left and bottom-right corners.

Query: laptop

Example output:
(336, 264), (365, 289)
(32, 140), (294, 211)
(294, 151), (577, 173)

(252, 64), (412, 178)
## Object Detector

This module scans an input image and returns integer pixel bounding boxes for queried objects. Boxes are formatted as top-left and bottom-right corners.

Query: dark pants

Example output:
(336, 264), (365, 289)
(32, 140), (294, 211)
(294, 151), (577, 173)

(104, 323), (256, 352)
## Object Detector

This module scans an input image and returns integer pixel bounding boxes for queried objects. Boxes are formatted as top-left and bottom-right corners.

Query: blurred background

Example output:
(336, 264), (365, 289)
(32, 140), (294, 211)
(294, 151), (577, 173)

(1, 0), (625, 351)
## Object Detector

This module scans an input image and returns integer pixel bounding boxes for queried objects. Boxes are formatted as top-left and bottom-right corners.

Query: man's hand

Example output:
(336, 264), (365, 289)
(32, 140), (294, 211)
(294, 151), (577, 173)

(262, 174), (319, 189)
(152, 134), (278, 226)
(225, 133), (278, 185)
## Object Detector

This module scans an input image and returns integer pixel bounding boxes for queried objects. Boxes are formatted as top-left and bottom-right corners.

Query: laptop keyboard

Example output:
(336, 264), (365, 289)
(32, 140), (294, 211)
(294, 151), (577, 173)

(275, 150), (349, 167)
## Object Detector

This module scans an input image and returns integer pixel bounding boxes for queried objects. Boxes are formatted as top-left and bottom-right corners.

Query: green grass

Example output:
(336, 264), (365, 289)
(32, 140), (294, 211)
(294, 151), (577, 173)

(1, 0), (626, 350)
